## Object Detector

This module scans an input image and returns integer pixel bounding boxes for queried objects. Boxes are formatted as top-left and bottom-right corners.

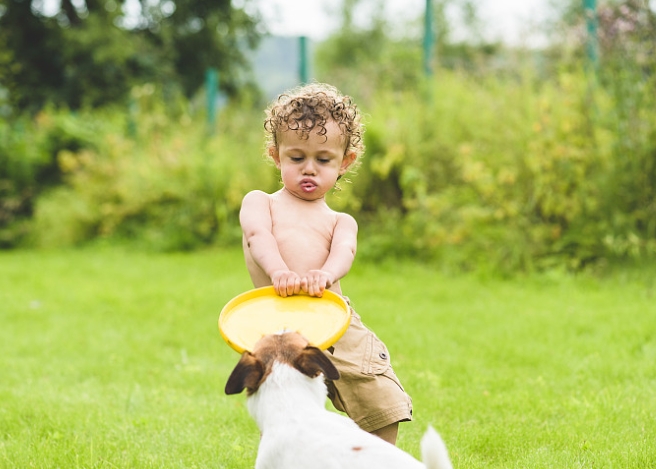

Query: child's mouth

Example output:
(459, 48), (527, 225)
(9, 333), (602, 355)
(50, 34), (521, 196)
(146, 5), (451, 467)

(301, 180), (317, 192)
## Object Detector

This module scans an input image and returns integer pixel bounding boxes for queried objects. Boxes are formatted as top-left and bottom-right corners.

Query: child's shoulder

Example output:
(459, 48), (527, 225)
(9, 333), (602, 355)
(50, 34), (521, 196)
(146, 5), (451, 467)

(333, 209), (358, 229)
(243, 189), (270, 199)
(241, 189), (272, 205)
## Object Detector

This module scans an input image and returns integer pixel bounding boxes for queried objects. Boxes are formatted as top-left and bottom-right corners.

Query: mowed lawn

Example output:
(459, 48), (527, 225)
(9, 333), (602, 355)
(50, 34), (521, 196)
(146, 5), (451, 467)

(1, 247), (654, 468)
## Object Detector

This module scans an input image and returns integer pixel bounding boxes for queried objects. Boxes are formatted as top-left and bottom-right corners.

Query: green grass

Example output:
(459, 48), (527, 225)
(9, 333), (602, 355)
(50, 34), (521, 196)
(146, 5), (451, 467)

(1, 247), (655, 468)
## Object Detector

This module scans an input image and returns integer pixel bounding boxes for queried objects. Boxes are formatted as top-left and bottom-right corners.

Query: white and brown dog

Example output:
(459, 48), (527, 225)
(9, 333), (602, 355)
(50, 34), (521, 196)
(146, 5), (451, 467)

(225, 331), (453, 469)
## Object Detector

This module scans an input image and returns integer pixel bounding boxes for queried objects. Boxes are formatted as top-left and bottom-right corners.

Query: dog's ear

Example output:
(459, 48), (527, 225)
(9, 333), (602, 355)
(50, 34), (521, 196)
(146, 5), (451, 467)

(225, 352), (265, 395)
(294, 346), (340, 381)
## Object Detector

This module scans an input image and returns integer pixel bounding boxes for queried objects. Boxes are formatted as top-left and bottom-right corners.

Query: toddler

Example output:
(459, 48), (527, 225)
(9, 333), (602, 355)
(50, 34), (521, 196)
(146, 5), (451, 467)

(239, 83), (412, 444)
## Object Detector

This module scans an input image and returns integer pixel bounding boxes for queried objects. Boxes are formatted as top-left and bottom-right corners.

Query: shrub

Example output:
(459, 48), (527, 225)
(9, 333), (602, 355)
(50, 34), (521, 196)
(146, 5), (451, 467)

(31, 88), (278, 251)
(3, 56), (655, 272)
(353, 67), (655, 271)
(0, 108), (103, 247)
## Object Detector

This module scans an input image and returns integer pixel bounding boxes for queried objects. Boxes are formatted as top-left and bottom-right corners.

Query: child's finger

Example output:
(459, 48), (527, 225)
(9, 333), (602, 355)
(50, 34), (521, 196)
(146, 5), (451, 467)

(285, 275), (298, 297)
(276, 280), (288, 297)
(291, 276), (301, 296)
(308, 277), (325, 297)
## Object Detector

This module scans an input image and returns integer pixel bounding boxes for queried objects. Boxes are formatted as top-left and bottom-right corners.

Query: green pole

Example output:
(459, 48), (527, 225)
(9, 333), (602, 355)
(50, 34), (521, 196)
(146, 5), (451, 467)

(299, 36), (309, 84)
(127, 97), (137, 138)
(423, 0), (434, 76)
(205, 68), (219, 130)
(584, 0), (598, 68)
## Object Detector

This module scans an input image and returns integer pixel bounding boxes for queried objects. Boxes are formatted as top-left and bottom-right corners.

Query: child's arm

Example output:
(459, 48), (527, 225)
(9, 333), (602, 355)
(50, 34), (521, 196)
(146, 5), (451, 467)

(303, 213), (358, 297)
(240, 190), (302, 297)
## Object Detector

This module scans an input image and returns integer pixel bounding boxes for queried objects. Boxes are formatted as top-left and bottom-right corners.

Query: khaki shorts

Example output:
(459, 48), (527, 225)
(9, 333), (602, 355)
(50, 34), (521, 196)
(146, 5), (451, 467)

(325, 305), (413, 433)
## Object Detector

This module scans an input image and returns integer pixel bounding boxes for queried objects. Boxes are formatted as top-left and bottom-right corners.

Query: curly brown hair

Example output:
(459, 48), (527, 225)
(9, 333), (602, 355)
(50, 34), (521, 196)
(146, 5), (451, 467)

(263, 83), (365, 169)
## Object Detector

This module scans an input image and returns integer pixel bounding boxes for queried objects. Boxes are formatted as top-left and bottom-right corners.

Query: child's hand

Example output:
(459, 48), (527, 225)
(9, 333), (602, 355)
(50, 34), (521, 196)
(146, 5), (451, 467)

(302, 270), (335, 297)
(271, 270), (302, 297)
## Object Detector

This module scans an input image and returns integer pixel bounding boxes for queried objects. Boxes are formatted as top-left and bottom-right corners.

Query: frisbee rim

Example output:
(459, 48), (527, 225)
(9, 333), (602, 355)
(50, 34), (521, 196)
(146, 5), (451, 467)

(218, 286), (351, 353)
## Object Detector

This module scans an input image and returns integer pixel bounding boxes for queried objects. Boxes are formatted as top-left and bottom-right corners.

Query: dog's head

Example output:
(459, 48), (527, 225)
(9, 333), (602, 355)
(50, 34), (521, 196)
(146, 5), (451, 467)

(225, 331), (340, 395)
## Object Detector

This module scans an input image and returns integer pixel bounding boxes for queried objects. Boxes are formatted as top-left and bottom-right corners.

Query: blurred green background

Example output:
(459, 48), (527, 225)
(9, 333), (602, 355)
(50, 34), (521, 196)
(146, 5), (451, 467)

(1, 0), (655, 273)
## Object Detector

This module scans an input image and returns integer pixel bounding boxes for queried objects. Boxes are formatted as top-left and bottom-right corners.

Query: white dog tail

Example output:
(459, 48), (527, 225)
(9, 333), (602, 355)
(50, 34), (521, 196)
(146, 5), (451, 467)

(421, 426), (454, 469)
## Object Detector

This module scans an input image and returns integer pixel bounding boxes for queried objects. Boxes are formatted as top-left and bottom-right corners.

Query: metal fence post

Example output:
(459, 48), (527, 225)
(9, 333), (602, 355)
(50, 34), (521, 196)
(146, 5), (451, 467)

(205, 68), (219, 132)
(423, 0), (435, 77)
(299, 36), (310, 84)
(584, 0), (598, 69)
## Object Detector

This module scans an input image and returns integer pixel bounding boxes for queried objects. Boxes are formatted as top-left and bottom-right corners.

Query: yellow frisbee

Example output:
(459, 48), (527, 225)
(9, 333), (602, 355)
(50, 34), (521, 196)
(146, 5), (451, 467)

(219, 286), (351, 353)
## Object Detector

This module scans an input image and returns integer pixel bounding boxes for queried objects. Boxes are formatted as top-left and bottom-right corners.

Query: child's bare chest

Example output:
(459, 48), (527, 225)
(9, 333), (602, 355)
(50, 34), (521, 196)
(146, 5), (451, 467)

(269, 197), (336, 249)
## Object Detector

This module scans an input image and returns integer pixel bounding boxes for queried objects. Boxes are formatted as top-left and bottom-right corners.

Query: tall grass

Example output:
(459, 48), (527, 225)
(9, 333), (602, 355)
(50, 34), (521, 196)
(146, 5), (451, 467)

(1, 247), (655, 467)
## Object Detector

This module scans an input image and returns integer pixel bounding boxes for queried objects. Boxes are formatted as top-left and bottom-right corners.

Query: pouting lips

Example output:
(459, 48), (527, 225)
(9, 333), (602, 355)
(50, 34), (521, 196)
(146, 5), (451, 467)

(300, 180), (317, 192)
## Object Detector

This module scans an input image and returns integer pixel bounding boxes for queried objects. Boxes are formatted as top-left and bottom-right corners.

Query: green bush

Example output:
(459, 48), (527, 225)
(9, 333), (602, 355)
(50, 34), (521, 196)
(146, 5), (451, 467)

(31, 88), (278, 251)
(352, 67), (655, 271)
(3, 58), (655, 272)
(594, 1), (656, 258)
(0, 108), (104, 247)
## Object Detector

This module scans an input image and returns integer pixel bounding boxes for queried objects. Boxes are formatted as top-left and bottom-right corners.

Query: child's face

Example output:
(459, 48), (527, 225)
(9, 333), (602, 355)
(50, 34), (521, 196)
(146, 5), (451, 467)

(270, 120), (355, 201)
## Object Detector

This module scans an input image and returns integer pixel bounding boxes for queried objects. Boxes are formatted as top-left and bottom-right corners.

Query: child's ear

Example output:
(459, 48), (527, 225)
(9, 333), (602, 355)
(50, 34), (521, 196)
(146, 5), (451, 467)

(339, 151), (357, 175)
(269, 146), (281, 169)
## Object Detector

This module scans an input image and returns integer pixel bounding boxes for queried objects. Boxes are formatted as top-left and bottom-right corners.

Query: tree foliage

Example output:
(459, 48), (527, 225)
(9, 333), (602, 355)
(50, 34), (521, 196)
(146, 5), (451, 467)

(0, 0), (260, 112)
(1, 0), (655, 271)
(551, 0), (656, 254)
(314, 0), (502, 101)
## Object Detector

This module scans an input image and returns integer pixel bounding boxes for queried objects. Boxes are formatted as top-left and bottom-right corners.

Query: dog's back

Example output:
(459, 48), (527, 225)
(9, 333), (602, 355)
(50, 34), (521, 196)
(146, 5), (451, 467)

(225, 332), (453, 469)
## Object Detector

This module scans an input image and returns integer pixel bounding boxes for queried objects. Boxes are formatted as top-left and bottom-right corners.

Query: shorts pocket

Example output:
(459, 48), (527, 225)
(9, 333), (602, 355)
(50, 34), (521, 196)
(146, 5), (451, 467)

(362, 333), (391, 375)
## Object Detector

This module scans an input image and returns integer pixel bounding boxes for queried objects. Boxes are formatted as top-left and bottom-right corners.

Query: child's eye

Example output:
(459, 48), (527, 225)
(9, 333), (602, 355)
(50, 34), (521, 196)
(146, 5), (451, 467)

(290, 156), (304, 162)
(318, 158), (330, 164)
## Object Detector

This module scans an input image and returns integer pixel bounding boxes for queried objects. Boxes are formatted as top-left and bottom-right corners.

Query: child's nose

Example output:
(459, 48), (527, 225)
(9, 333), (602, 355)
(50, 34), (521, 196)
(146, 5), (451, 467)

(302, 161), (316, 175)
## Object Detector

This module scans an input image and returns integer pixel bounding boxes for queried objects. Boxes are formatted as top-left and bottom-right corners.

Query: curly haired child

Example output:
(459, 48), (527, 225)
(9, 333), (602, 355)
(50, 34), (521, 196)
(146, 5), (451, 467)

(239, 83), (412, 444)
